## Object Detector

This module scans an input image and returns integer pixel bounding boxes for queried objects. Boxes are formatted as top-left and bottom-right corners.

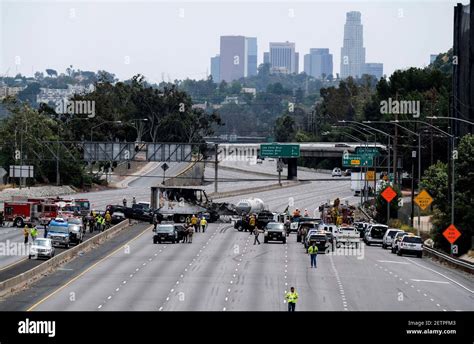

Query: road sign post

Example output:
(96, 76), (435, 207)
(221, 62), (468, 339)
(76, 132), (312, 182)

(381, 186), (397, 225)
(414, 189), (434, 211)
(443, 224), (461, 256)
(277, 159), (283, 186)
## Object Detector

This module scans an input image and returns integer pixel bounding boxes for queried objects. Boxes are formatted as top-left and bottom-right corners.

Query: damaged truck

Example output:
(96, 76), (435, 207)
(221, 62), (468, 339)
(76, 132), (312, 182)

(150, 186), (236, 223)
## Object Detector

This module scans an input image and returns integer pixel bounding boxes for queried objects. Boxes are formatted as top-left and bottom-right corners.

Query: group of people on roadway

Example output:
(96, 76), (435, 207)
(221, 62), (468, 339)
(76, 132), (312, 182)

(85, 211), (111, 233)
(23, 224), (39, 244)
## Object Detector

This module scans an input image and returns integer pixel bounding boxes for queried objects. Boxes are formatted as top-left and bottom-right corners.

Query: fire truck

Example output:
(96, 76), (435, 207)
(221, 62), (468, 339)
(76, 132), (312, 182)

(47, 197), (91, 216)
(3, 200), (59, 227)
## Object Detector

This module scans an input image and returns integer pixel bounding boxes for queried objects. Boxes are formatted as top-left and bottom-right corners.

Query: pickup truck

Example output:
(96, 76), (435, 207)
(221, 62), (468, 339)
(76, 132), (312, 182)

(335, 226), (361, 247)
(106, 204), (155, 222)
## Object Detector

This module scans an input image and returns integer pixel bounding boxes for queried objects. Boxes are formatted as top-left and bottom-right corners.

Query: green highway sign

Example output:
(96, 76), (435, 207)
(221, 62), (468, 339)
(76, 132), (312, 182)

(355, 146), (381, 156)
(342, 153), (374, 167)
(260, 143), (300, 158)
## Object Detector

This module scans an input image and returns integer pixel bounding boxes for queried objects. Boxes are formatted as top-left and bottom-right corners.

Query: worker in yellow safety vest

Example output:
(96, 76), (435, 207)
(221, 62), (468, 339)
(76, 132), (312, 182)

(200, 217), (207, 233)
(285, 287), (298, 312)
(308, 242), (319, 268)
(191, 215), (199, 232)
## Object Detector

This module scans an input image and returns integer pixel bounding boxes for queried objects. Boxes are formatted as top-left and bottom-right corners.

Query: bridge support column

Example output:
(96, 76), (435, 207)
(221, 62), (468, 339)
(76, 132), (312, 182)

(287, 158), (298, 180)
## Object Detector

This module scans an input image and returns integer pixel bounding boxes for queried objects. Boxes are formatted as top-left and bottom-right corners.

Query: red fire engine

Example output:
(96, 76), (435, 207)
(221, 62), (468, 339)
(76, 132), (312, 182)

(4, 199), (59, 227)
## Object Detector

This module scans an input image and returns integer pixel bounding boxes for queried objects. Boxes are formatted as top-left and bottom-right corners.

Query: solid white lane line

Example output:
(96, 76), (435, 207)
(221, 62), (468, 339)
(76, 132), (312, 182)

(405, 258), (473, 294)
(377, 260), (410, 265)
(410, 279), (450, 284)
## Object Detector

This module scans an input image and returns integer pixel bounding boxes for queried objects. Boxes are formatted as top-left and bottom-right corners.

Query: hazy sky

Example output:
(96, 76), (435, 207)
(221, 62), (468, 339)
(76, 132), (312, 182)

(0, 0), (460, 83)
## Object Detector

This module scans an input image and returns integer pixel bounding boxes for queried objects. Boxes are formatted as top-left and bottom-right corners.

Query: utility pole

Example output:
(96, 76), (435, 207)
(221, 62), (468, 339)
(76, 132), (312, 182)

(56, 124), (60, 186)
(214, 143), (218, 193)
(410, 149), (416, 228)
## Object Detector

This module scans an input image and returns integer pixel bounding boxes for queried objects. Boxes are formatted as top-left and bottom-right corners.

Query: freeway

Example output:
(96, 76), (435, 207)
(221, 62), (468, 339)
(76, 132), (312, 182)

(1, 221), (471, 311)
(0, 162), (471, 311)
(0, 162), (185, 271)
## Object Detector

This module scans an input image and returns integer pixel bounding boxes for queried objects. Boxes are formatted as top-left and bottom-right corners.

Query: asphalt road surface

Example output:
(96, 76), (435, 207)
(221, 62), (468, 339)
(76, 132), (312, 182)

(0, 162), (471, 311)
(2, 222), (471, 311)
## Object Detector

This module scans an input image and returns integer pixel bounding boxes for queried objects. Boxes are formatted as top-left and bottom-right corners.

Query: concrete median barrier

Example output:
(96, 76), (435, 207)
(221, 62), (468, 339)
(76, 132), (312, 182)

(0, 220), (132, 298)
(211, 180), (306, 199)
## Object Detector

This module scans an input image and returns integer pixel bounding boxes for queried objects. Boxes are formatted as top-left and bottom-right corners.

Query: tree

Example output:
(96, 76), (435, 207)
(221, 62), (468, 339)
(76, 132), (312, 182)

(45, 69), (58, 77)
(420, 134), (474, 255)
(274, 115), (296, 142)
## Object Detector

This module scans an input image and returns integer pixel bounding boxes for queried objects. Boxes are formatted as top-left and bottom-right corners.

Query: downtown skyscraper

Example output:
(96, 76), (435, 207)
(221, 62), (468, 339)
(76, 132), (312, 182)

(340, 11), (366, 79)
(213, 36), (258, 82)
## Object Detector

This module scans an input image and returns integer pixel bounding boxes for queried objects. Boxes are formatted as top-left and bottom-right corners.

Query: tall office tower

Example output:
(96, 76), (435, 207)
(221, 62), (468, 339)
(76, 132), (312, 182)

(210, 55), (220, 82)
(295, 52), (299, 74)
(340, 11), (366, 79)
(269, 41), (298, 74)
(304, 48), (333, 78)
(364, 63), (383, 79)
(246, 37), (258, 77)
(220, 35), (247, 82)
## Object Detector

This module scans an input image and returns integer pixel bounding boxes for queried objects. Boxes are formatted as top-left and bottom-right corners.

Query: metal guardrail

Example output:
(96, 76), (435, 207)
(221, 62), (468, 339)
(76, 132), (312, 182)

(423, 246), (474, 273)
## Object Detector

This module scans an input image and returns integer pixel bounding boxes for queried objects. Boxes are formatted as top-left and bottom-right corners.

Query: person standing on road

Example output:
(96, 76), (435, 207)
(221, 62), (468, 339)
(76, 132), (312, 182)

(191, 214), (198, 233)
(253, 226), (262, 245)
(188, 225), (194, 243)
(100, 215), (106, 232)
(0, 211), (4, 227)
(308, 242), (318, 268)
(132, 197), (136, 205)
(285, 287), (298, 312)
(30, 225), (38, 242)
(248, 214), (256, 234)
(23, 225), (30, 244)
(200, 217), (207, 233)
(153, 213), (159, 230)
(105, 211), (112, 229)
(123, 198), (127, 207)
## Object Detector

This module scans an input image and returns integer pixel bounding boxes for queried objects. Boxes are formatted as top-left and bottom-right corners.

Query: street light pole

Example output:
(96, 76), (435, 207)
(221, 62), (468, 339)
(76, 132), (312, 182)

(392, 120), (455, 227)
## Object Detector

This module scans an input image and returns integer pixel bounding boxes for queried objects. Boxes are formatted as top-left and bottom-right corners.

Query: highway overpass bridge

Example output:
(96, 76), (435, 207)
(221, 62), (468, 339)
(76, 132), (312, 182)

(212, 142), (387, 179)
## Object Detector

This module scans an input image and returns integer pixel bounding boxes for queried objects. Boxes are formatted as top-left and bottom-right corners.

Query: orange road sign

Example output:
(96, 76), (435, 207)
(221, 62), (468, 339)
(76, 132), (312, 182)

(381, 186), (397, 203)
(443, 224), (461, 244)
(414, 189), (433, 210)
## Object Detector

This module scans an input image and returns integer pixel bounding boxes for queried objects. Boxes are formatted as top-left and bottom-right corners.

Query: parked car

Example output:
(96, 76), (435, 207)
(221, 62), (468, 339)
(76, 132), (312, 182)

(296, 221), (319, 243)
(343, 169), (351, 176)
(28, 238), (55, 260)
(111, 211), (126, 224)
(264, 222), (286, 243)
(363, 224), (388, 246)
(397, 235), (423, 258)
(332, 168), (342, 177)
(153, 224), (178, 244)
(382, 229), (403, 249)
(391, 231), (408, 254)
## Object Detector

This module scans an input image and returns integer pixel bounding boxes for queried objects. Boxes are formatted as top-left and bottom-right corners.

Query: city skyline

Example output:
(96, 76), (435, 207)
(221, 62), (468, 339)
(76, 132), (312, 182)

(1, 1), (456, 83)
